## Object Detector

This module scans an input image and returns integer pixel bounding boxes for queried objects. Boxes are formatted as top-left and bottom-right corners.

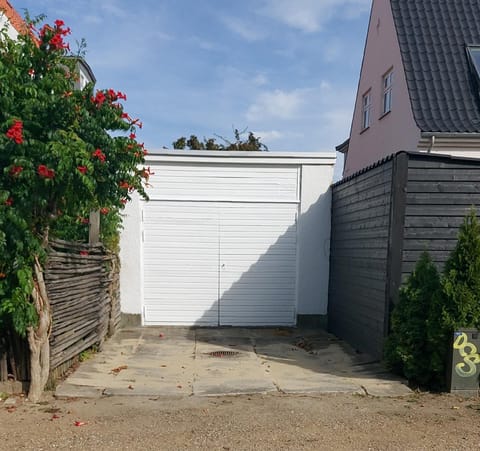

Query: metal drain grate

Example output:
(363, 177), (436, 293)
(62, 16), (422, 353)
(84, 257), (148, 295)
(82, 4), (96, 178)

(205, 350), (240, 358)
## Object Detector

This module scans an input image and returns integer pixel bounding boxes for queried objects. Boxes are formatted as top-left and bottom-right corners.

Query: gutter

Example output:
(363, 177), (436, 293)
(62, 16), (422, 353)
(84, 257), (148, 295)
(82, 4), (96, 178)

(421, 132), (480, 139)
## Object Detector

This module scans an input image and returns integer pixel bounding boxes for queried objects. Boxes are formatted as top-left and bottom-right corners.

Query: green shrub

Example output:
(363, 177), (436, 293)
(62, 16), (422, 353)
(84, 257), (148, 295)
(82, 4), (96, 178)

(386, 208), (480, 391)
(428, 208), (480, 388)
(385, 251), (441, 387)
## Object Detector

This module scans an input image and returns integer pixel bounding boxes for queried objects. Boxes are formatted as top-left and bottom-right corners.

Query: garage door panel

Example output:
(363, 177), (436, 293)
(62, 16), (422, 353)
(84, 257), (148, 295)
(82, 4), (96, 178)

(219, 203), (297, 326)
(144, 308), (217, 326)
(143, 202), (219, 326)
(148, 164), (299, 203)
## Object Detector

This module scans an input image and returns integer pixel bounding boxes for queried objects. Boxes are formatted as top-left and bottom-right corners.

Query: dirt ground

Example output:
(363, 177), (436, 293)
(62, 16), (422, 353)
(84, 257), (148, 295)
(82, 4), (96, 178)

(1, 391), (480, 450)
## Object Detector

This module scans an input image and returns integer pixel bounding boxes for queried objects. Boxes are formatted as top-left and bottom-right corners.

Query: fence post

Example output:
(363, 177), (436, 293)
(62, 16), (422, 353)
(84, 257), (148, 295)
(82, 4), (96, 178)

(89, 210), (100, 244)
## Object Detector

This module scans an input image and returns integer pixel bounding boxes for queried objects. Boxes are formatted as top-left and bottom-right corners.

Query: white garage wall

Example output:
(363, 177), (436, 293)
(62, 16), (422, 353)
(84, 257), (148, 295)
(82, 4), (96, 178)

(119, 192), (142, 314)
(119, 151), (335, 323)
(297, 164), (334, 315)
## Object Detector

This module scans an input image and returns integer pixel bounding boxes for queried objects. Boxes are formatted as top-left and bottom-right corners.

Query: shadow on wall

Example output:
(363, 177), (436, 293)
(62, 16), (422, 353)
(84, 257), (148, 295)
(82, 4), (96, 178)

(171, 193), (384, 376)
(188, 192), (331, 327)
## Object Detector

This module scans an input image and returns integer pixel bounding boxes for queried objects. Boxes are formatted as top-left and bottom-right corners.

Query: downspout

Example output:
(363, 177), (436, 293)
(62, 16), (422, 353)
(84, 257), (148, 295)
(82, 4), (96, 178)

(427, 135), (435, 153)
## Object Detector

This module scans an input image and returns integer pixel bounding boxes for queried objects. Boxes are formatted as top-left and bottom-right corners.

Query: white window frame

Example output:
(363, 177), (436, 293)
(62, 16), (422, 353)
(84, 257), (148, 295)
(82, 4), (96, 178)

(382, 70), (393, 114)
(362, 91), (372, 130)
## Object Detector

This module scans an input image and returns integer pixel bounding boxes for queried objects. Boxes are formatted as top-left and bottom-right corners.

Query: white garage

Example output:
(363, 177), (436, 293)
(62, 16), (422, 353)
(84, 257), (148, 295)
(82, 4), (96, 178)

(120, 151), (335, 327)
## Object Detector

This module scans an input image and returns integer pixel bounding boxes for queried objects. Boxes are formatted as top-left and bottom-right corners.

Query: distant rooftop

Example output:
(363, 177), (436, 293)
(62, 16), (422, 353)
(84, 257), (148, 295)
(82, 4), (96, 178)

(0, 0), (26, 34)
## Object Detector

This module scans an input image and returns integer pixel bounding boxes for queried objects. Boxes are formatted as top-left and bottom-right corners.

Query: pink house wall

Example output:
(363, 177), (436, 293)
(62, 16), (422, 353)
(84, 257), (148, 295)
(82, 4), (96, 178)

(344, 0), (421, 177)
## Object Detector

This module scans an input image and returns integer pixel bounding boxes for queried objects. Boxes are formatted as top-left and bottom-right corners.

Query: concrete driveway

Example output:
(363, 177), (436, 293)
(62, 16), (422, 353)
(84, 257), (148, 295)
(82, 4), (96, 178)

(56, 327), (411, 398)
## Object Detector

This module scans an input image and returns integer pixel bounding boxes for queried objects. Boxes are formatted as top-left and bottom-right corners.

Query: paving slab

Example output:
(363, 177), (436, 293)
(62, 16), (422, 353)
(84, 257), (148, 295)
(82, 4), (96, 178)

(193, 338), (276, 396)
(55, 327), (411, 399)
(55, 327), (195, 398)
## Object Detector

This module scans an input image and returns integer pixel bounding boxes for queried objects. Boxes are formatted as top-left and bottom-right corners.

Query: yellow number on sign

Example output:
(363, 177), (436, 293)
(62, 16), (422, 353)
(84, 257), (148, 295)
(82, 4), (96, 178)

(453, 333), (480, 378)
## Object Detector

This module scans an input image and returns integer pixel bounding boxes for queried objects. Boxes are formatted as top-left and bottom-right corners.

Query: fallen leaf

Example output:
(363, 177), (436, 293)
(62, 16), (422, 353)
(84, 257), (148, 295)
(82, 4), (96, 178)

(159, 333), (165, 338)
(452, 406), (460, 410)
(177, 385), (182, 389)
(110, 365), (128, 375)
(128, 385), (134, 390)
(51, 414), (60, 420)
(74, 421), (87, 426)
(161, 364), (167, 367)
(6, 406), (16, 413)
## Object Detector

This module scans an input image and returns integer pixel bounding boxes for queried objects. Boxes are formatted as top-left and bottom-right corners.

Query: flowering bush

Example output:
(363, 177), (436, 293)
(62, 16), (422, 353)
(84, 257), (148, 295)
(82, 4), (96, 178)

(0, 16), (150, 400)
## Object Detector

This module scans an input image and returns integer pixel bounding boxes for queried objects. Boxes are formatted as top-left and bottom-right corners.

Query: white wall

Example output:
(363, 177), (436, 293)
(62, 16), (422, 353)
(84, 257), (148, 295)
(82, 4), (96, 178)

(119, 192), (143, 314)
(0, 13), (18, 40)
(296, 164), (334, 315)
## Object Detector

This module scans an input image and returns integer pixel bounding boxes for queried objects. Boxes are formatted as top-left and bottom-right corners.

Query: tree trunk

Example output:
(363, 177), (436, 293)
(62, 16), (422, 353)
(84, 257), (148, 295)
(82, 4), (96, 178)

(27, 256), (51, 403)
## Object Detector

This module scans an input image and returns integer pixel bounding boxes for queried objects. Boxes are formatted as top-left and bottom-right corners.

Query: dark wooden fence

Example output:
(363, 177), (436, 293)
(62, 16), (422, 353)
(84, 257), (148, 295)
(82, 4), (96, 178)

(328, 155), (396, 359)
(329, 151), (480, 360)
(0, 239), (120, 383)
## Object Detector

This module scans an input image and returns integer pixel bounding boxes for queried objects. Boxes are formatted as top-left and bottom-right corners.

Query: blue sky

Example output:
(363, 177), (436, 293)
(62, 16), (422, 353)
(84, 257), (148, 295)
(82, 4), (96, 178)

(14, 0), (371, 175)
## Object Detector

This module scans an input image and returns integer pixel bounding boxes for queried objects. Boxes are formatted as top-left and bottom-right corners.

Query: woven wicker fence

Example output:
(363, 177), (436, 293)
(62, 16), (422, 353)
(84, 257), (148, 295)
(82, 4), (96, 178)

(0, 239), (120, 383)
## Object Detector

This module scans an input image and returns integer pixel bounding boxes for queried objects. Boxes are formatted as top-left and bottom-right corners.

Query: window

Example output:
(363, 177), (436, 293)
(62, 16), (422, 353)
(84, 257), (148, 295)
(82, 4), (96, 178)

(79, 71), (88, 89)
(383, 70), (393, 114)
(362, 91), (372, 130)
(467, 45), (480, 85)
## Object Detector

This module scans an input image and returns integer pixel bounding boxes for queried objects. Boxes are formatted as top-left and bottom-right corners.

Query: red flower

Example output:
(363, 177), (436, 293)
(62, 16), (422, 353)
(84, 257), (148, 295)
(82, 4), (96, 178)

(100, 207), (109, 215)
(4, 197), (13, 206)
(119, 181), (130, 189)
(78, 216), (89, 224)
(77, 165), (88, 174)
(79, 250), (89, 256)
(131, 118), (143, 128)
(49, 34), (63, 49)
(120, 198), (128, 205)
(92, 91), (106, 106)
(37, 164), (55, 179)
(28, 68), (35, 77)
(117, 91), (127, 101)
(39, 24), (53, 39)
(5, 120), (23, 144)
(141, 166), (154, 180)
(92, 149), (106, 163)
(0, 272), (6, 279)
(9, 165), (23, 176)
(54, 19), (65, 28)
(121, 112), (131, 120)
(129, 133), (136, 139)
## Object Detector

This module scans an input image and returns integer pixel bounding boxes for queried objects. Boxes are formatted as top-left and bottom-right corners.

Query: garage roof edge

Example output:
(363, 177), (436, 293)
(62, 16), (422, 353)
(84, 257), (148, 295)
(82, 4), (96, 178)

(146, 150), (336, 165)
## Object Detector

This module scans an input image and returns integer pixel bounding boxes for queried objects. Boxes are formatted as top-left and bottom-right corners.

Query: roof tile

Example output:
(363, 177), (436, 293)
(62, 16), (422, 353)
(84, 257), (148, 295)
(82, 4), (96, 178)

(391, 0), (480, 132)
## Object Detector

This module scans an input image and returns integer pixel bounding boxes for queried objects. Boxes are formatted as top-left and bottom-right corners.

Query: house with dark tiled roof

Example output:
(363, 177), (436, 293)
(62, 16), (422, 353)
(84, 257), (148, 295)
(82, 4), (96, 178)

(340, 0), (480, 177)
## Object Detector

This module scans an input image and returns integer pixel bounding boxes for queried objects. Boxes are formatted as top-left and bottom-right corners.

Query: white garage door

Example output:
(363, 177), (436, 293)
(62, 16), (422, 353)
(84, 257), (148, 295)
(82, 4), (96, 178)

(142, 201), (298, 326)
